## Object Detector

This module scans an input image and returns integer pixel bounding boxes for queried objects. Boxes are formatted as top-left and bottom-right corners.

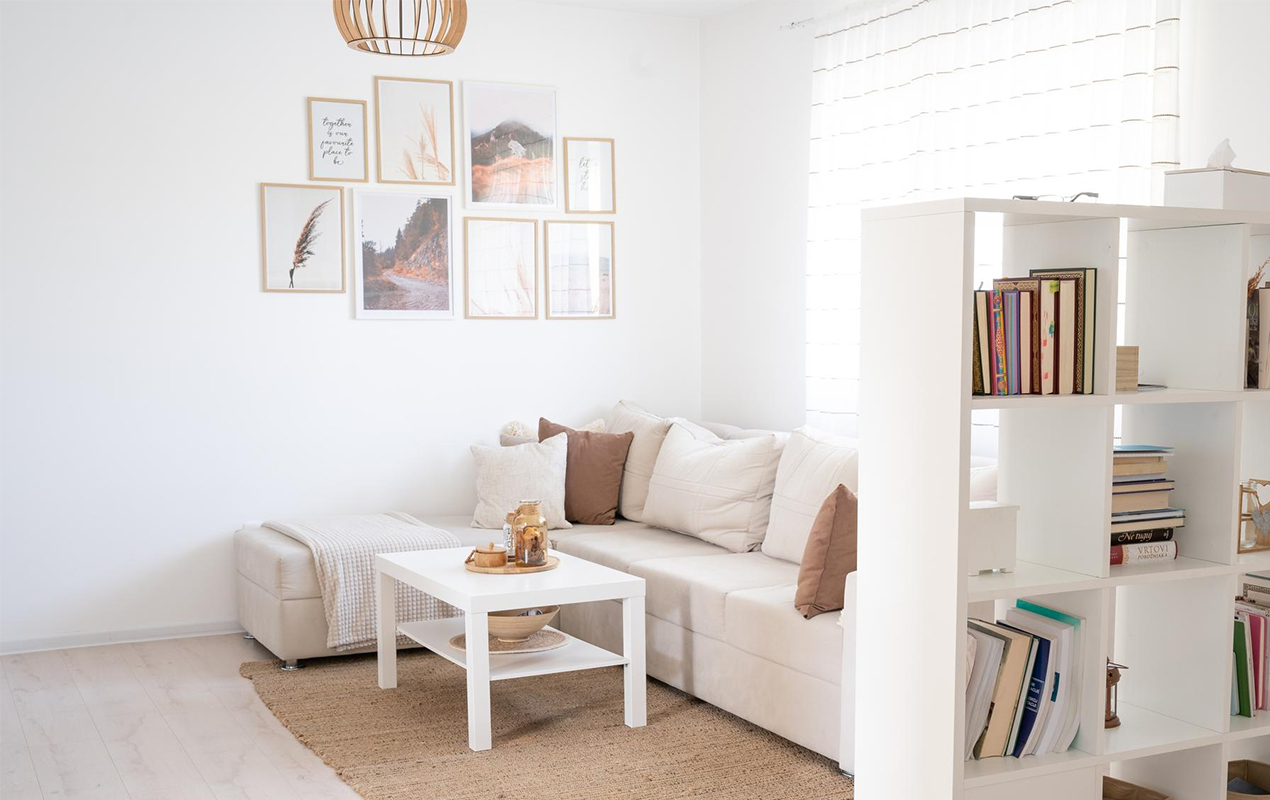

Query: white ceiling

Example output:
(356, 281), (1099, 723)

(535, 0), (755, 19)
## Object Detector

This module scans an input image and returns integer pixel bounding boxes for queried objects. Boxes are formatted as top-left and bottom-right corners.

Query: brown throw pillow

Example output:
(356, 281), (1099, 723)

(539, 418), (634, 525)
(794, 484), (858, 619)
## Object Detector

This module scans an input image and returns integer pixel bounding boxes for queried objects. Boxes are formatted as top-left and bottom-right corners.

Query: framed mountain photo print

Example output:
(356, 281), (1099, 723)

(464, 81), (558, 210)
(353, 190), (453, 319)
(259, 183), (345, 293)
(375, 77), (455, 186)
(564, 137), (615, 214)
(545, 220), (614, 319)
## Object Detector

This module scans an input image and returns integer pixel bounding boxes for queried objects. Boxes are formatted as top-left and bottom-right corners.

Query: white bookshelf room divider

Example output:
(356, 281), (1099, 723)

(856, 198), (1270, 800)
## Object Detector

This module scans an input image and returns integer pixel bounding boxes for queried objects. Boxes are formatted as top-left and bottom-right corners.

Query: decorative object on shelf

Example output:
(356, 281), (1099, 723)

(545, 220), (615, 319)
(1117, 346), (1140, 393)
(1249, 257), (1269, 390)
(463, 217), (537, 319)
(375, 77), (455, 185)
(1228, 759), (1270, 799)
(964, 501), (1018, 575)
(259, 183), (346, 293)
(1105, 659), (1126, 728)
(352, 190), (453, 319)
(502, 512), (515, 556)
(464, 82), (558, 209)
(1239, 479), (1270, 554)
(307, 98), (368, 182)
(463, 554), (560, 575)
(1102, 775), (1167, 800)
(465, 542), (508, 570)
(563, 137), (615, 214)
(333, 0), (467, 56)
(448, 627), (567, 655)
(489, 606), (560, 642)
(512, 500), (549, 566)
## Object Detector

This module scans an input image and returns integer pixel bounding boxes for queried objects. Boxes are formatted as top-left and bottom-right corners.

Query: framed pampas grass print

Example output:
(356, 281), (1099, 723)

(544, 220), (614, 320)
(375, 77), (455, 186)
(353, 190), (453, 319)
(464, 218), (537, 319)
(464, 81), (558, 210)
(259, 183), (345, 293)
(563, 137), (615, 214)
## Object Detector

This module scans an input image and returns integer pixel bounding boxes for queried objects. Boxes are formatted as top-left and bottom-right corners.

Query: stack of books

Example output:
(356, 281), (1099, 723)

(971, 268), (1097, 396)
(964, 600), (1083, 761)
(1233, 574), (1270, 718)
(1111, 445), (1185, 565)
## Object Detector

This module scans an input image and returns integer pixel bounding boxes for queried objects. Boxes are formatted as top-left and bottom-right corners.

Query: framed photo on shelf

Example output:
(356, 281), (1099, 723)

(353, 190), (453, 319)
(259, 183), (345, 293)
(544, 220), (614, 320)
(374, 77), (455, 186)
(307, 97), (368, 182)
(464, 217), (538, 319)
(563, 137), (615, 214)
(464, 81), (558, 210)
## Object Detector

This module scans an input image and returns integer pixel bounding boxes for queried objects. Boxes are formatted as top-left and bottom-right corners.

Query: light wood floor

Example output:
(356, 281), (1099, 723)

(0, 633), (361, 799)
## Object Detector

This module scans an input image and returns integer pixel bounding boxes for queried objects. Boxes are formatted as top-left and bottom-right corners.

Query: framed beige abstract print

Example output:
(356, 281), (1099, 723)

(563, 137), (615, 214)
(544, 220), (614, 319)
(307, 97), (368, 182)
(464, 217), (538, 319)
(259, 183), (345, 293)
(374, 77), (455, 185)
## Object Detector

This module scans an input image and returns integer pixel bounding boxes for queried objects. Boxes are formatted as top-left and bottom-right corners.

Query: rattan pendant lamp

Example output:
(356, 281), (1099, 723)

(333, 0), (467, 56)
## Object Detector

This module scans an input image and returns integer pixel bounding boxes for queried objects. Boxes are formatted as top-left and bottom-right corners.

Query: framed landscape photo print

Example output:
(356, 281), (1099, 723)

(307, 97), (367, 182)
(464, 81), (557, 210)
(375, 77), (455, 185)
(544, 221), (614, 319)
(564, 137), (615, 214)
(353, 190), (453, 319)
(464, 217), (537, 319)
(259, 183), (345, 293)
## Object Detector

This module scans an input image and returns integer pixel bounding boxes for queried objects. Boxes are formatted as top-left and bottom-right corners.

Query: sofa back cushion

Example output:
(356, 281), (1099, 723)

(641, 423), (783, 553)
(470, 433), (571, 530)
(762, 426), (859, 564)
(608, 401), (673, 522)
(538, 418), (633, 525)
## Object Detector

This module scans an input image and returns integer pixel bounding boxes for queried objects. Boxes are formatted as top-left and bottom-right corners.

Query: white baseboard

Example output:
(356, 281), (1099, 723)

(0, 620), (243, 655)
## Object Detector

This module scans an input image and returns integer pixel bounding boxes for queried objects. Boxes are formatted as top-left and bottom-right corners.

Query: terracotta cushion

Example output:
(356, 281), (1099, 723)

(794, 484), (859, 619)
(539, 418), (634, 525)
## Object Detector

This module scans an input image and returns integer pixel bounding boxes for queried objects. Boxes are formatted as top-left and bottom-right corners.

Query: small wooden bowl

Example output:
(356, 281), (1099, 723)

(466, 543), (507, 569)
(487, 606), (560, 643)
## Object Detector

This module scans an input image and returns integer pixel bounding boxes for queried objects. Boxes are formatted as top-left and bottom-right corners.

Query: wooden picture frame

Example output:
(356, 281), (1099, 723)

(307, 97), (368, 182)
(1239, 478), (1270, 554)
(259, 183), (346, 293)
(374, 77), (456, 186)
(464, 81), (558, 210)
(563, 137), (615, 214)
(544, 220), (615, 320)
(463, 217), (538, 320)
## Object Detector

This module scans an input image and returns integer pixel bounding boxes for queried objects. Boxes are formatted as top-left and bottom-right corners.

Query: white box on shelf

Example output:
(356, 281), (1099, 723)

(1164, 167), (1270, 211)
(966, 501), (1019, 575)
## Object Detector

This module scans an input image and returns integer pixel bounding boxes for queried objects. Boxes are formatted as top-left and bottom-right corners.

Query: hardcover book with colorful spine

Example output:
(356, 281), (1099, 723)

(990, 290), (1007, 395)
(1030, 267), (1097, 394)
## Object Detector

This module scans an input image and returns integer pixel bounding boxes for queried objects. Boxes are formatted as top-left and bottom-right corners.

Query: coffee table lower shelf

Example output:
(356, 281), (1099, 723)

(398, 617), (628, 681)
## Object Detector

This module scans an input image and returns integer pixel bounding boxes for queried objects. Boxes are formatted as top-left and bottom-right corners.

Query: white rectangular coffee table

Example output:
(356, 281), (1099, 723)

(375, 547), (647, 751)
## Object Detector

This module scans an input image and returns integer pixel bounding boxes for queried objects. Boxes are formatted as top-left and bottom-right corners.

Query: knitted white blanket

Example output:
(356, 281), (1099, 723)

(263, 513), (460, 651)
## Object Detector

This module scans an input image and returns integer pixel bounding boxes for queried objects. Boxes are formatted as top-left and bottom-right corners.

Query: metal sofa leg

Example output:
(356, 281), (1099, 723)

(281, 659), (304, 671)
(242, 633), (256, 640)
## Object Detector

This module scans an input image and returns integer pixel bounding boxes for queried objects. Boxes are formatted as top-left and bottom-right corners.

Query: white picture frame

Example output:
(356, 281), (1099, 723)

(544, 220), (614, 320)
(307, 97), (368, 182)
(259, 183), (346, 293)
(564, 137), (615, 214)
(464, 217), (538, 319)
(375, 77), (456, 186)
(464, 81), (558, 210)
(353, 190), (454, 319)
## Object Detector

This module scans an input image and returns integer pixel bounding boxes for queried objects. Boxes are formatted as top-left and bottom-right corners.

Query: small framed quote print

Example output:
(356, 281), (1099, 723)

(464, 218), (538, 319)
(307, 98), (368, 182)
(545, 220), (614, 319)
(564, 137), (615, 214)
(259, 183), (346, 292)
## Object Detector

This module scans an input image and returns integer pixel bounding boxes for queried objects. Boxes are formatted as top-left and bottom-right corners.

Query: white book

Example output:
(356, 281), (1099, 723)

(964, 628), (1004, 760)
(1058, 279), (1077, 395)
(1004, 607), (1077, 753)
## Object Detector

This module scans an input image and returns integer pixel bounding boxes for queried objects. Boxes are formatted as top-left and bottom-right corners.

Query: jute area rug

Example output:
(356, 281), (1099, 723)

(240, 651), (854, 800)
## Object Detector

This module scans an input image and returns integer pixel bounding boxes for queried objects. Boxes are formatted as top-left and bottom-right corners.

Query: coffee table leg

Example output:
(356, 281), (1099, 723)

(623, 595), (647, 728)
(465, 611), (492, 751)
(377, 571), (396, 689)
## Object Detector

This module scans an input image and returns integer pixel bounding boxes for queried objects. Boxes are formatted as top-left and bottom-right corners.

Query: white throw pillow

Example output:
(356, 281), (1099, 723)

(642, 423), (784, 553)
(761, 426), (860, 564)
(470, 433), (571, 530)
(608, 401), (672, 522)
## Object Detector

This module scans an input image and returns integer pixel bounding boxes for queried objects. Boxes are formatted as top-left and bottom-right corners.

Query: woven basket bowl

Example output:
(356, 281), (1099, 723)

(487, 606), (560, 643)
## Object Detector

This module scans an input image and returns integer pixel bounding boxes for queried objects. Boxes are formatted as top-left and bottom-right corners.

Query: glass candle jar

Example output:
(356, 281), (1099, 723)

(513, 500), (549, 567)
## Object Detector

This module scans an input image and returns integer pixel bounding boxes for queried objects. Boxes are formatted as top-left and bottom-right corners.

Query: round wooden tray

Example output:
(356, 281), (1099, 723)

(464, 556), (560, 575)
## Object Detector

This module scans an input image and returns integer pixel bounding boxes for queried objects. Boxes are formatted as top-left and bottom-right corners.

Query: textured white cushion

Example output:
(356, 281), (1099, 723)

(970, 464), (998, 502)
(761, 426), (860, 564)
(608, 401), (673, 522)
(470, 433), (571, 530)
(641, 423), (783, 553)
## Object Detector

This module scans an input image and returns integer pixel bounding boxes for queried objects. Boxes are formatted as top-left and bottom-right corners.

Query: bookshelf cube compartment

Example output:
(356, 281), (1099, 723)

(964, 766), (1099, 800)
(1109, 745), (1226, 800)
(1242, 402), (1270, 479)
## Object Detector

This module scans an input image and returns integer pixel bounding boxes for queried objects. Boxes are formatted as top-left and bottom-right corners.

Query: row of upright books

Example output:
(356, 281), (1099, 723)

(1232, 574), (1270, 718)
(1110, 445), (1185, 565)
(964, 600), (1083, 761)
(971, 268), (1098, 396)
(1248, 279), (1270, 390)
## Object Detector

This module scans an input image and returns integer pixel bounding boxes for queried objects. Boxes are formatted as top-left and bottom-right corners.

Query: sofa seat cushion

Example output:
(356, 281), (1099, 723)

(234, 526), (321, 601)
(725, 584), (843, 684)
(553, 527), (730, 573)
(628, 553), (800, 640)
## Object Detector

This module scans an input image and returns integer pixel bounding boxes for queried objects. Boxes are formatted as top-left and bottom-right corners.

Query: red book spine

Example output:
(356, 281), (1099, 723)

(1110, 541), (1179, 565)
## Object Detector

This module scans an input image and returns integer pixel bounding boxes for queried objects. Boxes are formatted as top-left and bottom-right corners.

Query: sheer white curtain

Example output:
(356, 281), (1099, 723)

(805, 0), (1180, 436)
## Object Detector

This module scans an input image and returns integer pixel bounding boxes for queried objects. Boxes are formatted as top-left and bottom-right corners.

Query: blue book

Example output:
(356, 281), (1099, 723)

(999, 623), (1049, 758)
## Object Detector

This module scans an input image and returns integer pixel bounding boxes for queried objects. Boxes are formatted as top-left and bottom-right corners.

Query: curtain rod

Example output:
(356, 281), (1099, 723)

(779, 4), (849, 31)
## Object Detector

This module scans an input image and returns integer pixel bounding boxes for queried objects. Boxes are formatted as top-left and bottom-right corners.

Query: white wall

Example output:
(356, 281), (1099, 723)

(0, 0), (702, 651)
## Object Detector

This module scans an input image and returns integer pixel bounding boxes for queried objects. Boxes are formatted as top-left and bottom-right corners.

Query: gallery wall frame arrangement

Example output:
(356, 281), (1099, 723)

(353, 189), (454, 319)
(544, 220), (614, 320)
(464, 81), (559, 211)
(374, 76), (456, 186)
(463, 217), (538, 320)
(259, 183), (347, 293)
(563, 137), (615, 214)
(307, 97), (368, 182)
